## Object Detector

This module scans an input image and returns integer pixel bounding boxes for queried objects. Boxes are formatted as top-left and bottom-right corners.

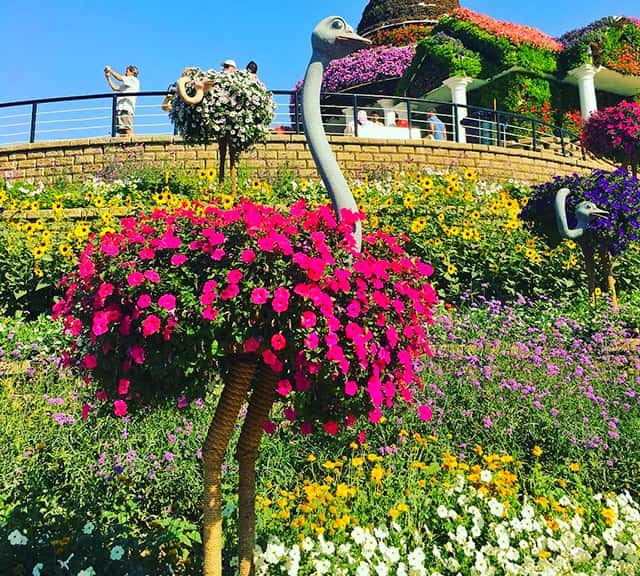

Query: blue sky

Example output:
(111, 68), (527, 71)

(1, 0), (638, 103)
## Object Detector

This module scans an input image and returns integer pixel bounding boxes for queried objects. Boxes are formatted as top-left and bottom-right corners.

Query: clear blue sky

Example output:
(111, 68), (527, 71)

(1, 0), (638, 103)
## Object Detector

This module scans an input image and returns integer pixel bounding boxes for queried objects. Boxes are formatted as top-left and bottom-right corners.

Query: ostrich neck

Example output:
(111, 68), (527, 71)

(302, 56), (361, 249)
(554, 190), (585, 240)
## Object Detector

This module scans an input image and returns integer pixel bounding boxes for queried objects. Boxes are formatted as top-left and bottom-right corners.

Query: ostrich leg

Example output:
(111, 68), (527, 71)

(218, 137), (228, 184)
(202, 356), (257, 576)
(581, 244), (597, 304)
(598, 243), (618, 309)
(229, 147), (239, 196)
(235, 364), (277, 576)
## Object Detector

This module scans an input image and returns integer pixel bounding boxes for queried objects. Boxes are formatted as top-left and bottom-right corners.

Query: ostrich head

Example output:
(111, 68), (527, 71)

(311, 16), (371, 62)
(554, 188), (609, 240)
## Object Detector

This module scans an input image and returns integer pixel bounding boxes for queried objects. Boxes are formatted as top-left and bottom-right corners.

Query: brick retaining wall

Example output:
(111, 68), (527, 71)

(0, 134), (614, 185)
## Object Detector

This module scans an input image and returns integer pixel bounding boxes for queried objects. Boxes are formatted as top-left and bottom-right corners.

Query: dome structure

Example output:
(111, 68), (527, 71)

(358, 0), (461, 38)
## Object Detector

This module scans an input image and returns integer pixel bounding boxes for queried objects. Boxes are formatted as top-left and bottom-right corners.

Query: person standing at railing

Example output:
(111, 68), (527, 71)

(104, 64), (140, 136)
(426, 109), (447, 141)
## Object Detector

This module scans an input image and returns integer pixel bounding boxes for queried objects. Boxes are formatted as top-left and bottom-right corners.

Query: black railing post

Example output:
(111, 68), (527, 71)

(559, 128), (566, 157)
(452, 102), (459, 143)
(111, 96), (118, 137)
(353, 94), (359, 138)
(30, 103), (38, 143)
(406, 99), (413, 136)
(531, 119), (538, 151)
(294, 90), (301, 134)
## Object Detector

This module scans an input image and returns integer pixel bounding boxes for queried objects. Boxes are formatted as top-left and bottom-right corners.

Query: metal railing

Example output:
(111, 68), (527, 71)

(0, 90), (584, 159)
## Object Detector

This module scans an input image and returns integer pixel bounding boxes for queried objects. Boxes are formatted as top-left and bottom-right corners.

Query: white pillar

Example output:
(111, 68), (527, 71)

(569, 64), (599, 119)
(376, 98), (397, 126)
(342, 106), (355, 135)
(442, 76), (473, 143)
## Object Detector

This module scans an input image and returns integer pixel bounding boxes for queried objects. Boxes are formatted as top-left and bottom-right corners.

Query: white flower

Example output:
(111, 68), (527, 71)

(356, 561), (371, 576)
(374, 525), (389, 540)
(436, 505), (449, 519)
(407, 546), (425, 568)
(301, 536), (314, 552)
(82, 521), (95, 535)
(109, 545), (125, 560)
(318, 535), (335, 556)
(264, 538), (286, 564)
(480, 469), (493, 483)
(488, 498), (505, 517)
(313, 558), (331, 574)
(8, 530), (28, 545)
(77, 568), (96, 576)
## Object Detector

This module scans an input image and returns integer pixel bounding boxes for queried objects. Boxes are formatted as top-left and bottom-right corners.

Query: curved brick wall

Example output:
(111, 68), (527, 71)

(0, 134), (613, 185)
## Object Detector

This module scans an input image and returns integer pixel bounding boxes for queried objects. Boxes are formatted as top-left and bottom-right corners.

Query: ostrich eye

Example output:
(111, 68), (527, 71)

(332, 18), (346, 31)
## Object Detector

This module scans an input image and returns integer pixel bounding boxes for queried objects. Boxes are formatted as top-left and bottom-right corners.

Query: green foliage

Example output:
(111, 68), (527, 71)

(400, 33), (482, 96)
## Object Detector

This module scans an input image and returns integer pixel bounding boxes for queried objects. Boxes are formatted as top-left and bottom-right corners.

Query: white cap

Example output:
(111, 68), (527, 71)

(221, 59), (237, 68)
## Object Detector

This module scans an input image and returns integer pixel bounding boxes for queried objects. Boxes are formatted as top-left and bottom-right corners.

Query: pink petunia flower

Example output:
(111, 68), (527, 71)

(251, 287), (269, 305)
(324, 420), (339, 435)
(276, 379), (292, 396)
(171, 254), (187, 266)
(129, 345), (145, 364)
(142, 315), (161, 336)
(144, 270), (160, 283)
(158, 294), (177, 310)
(118, 378), (130, 396)
(114, 399), (128, 417)
(137, 294), (152, 309)
(83, 354), (98, 369)
(127, 271), (144, 286)
(418, 404), (433, 422)
(271, 333), (286, 351)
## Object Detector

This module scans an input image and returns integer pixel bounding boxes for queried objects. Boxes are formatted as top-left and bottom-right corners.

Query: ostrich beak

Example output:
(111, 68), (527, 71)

(591, 207), (609, 218)
(336, 30), (371, 51)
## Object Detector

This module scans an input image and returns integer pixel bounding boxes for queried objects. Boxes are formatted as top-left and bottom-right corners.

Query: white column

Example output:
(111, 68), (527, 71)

(442, 76), (473, 143)
(376, 98), (397, 126)
(569, 64), (599, 119)
(342, 106), (355, 135)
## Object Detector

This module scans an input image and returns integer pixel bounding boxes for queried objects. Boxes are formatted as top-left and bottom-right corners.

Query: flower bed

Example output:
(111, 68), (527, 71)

(321, 45), (416, 93)
(559, 16), (640, 76)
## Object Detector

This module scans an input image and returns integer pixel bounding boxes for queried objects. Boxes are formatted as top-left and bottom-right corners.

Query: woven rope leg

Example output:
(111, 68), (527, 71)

(582, 244), (597, 305)
(202, 357), (257, 576)
(598, 244), (618, 309)
(235, 364), (278, 576)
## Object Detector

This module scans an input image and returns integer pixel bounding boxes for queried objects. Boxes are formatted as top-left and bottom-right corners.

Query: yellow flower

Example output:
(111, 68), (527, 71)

(403, 193), (416, 209)
(220, 194), (234, 210)
(532, 445), (543, 458)
(382, 197), (393, 208)
(538, 550), (552, 559)
(594, 287), (602, 297)
(251, 179), (262, 190)
(351, 457), (364, 467)
(368, 215), (379, 229)
(566, 240), (577, 250)
(489, 262), (499, 273)
(207, 168), (216, 180)
(94, 196), (106, 208)
(31, 246), (46, 259)
(464, 168), (477, 181)
(52, 200), (64, 211)
(601, 507), (616, 527)
(198, 169), (207, 179)
(371, 465), (385, 484)
(58, 244), (73, 257)
(447, 263), (457, 275)
(569, 462), (580, 473)
(462, 228), (473, 240)
(410, 217), (426, 234)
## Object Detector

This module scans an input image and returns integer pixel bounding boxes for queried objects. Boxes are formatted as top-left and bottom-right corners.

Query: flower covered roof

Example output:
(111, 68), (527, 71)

(453, 8), (563, 52)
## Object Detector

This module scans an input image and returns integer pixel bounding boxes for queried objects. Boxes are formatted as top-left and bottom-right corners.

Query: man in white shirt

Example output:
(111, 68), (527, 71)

(104, 65), (140, 136)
